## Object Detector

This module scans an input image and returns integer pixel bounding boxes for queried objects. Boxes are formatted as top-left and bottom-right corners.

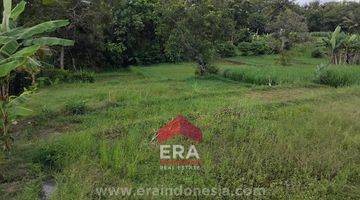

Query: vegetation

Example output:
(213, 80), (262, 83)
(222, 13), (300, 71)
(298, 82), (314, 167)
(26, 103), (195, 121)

(0, 0), (73, 153)
(322, 26), (360, 65)
(15, 0), (359, 69)
(0, 0), (360, 199)
(1, 59), (360, 199)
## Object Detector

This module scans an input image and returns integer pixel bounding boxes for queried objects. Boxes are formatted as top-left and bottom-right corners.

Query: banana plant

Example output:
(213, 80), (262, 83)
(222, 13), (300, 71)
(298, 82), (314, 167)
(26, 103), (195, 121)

(342, 34), (357, 64)
(0, 0), (74, 153)
(322, 26), (346, 65)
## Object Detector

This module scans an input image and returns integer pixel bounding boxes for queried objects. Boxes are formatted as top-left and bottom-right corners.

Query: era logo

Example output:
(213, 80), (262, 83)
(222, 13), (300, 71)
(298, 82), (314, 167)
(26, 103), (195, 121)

(157, 116), (202, 169)
(160, 145), (200, 160)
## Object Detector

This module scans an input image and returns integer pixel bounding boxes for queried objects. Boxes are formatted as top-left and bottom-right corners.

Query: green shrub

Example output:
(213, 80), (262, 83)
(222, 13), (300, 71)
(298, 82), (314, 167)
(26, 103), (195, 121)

(310, 32), (330, 37)
(134, 42), (165, 65)
(266, 37), (283, 54)
(216, 42), (237, 57)
(311, 48), (324, 58)
(33, 141), (66, 171)
(223, 69), (278, 86)
(276, 51), (292, 66)
(313, 64), (360, 87)
(237, 41), (272, 56)
(37, 69), (95, 86)
(65, 100), (87, 115)
(289, 32), (310, 43)
(69, 71), (95, 83)
(195, 65), (219, 76)
(237, 28), (252, 43)
(222, 66), (314, 86)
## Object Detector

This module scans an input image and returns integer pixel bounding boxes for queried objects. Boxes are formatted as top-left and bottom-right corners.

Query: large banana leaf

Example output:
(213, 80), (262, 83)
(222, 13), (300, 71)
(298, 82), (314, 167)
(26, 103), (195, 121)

(0, 36), (14, 44)
(0, 58), (26, 77)
(10, 1), (26, 21)
(24, 37), (74, 46)
(0, 27), (26, 37)
(331, 26), (341, 50)
(27, 57), (41, 68)
(9, 106), (32, 117)
(17, 20), (70, 39)
(0, 39), (19, 56)
(11, 45), (40, 57)
(1, 0), (12, 32)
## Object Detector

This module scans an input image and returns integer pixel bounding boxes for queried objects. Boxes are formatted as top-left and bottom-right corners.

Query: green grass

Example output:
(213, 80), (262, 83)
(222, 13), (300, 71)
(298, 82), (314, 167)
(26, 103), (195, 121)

(219, 49), (360, 87)
(1, 53), (360, 199)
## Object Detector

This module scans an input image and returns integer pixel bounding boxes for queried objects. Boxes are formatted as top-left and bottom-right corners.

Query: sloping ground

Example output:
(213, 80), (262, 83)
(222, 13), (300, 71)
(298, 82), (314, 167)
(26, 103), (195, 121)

(1, 63), (360, 199)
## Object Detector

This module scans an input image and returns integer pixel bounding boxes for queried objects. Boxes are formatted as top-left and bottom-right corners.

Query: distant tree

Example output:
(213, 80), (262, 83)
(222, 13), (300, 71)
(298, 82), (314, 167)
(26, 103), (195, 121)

(342, 11), (360, 33)
(229, 0), (268, 35)
(265, 0), (299, 20)
(268, 9), (308, 36)
(19, 0), (114, 70)
(305, 1), (360, 32)
(304, 1), (324, 32)
(157, 0), (235, 76)
(111, 0), (163, 65)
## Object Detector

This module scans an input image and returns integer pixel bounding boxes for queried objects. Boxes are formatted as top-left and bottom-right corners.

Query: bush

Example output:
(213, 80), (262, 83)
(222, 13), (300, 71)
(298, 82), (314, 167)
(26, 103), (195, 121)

(223, 69), (278, 86)
(134, 42), (165, 65)
(310, 32), (330, 37)
(311, 48), (324, 58)
(266, 37), (283, 54)
(195, 65), (219, 76)
(65, 100), (87, 115)
(37, 69), (95, 86)
(276, 51), (292, 66)
(33, 141), (66, 171)
(289, 32), (311, 44)
(237, 41), (272, 56)
(70, 71), (95, 83)
(216, 42), (237, 57)
(313, 64), (360, 87)
(235, 28), (252, 44)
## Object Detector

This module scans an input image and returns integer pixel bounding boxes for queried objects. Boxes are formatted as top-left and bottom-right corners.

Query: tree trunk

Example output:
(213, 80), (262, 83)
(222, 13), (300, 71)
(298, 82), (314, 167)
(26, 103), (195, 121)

(196, 56), (207, 76)
(31, 73), (36, 86)
(60, 47), (65, 70)
(0, 76), (11, 153)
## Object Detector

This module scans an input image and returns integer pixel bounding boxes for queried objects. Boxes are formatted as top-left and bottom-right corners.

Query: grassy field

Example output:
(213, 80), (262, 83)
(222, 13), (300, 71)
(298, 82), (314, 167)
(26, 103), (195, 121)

(1, 53), (360, 199)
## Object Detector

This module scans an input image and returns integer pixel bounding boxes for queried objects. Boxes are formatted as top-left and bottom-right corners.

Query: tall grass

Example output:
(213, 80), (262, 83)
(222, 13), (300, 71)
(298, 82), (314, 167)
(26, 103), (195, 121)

(314, 65), (360, 87)
(3, 59), (360, 199)
(223, 66), (314, 86)
(222, 64), (360, 87)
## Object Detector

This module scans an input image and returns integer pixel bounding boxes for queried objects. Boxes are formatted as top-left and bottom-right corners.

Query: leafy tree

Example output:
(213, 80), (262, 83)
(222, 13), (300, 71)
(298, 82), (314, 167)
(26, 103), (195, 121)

(304, 1), (324, 32)
(342, 11), (360, 34)
(305, 1), (360, 33)
(19, 0), (113, 69)
(111, 0), (164, 65)
(266, 8), (308, 65)
(0, 0), (73, 153)
(157, 0), (235, 76)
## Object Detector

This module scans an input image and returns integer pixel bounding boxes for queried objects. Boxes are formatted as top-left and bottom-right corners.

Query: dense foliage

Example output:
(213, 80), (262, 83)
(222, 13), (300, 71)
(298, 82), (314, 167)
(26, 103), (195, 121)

(0, 0), (73, 153)
(14, 0), (360, 71)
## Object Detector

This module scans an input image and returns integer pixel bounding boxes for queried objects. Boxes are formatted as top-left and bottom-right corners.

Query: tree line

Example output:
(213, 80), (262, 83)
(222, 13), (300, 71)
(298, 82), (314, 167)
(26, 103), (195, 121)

(15, 0), (360, 72)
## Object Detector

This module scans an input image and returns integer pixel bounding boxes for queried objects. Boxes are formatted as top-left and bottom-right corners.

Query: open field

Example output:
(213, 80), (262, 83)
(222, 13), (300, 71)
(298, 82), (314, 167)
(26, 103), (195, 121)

(1, 0), (360, 199)
(1, 53), (360, 199)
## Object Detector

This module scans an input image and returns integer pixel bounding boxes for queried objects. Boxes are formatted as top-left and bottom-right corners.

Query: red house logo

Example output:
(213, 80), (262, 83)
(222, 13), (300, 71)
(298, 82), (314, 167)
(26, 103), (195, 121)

(157, 116), (203, 170)
(157, 115), (202, 143)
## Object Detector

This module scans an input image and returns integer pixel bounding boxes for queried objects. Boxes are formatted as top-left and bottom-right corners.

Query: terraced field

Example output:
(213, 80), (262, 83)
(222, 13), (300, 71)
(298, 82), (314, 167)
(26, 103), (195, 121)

(1, 61), (360, 199)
